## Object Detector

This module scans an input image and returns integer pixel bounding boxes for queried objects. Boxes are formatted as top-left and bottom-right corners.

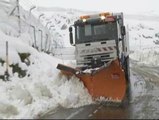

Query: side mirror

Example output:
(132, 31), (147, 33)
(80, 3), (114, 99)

(69, 27), (74, 45)
(121, 26), (126, 36)
(69, 27), (72, 32)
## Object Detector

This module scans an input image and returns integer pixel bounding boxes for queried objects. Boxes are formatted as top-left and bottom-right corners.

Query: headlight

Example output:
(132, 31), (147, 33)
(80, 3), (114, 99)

(82, 19), (87, 22)
(100, 16), (106, 20)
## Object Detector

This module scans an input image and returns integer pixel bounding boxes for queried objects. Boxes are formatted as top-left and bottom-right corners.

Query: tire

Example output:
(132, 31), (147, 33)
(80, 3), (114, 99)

(125, 56), (130, 84)
(124, 56), (131, 105)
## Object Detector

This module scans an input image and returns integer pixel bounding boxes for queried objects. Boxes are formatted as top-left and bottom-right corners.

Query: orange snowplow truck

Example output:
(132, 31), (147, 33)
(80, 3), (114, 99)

(57, 12), (130, 103)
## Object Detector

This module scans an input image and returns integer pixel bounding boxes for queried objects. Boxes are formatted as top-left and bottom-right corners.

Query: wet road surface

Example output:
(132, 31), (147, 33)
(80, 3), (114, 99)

(40, 61), (159, 119)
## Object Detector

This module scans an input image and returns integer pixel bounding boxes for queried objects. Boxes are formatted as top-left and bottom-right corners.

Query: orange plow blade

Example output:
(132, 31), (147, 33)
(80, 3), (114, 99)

(57, 59), (126, 102)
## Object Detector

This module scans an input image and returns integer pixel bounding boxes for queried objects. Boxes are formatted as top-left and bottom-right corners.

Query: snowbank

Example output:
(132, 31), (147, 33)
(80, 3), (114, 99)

(0, 30), (93, 119)
(130, 48), (159, 66)
(125, 19), (159, 66)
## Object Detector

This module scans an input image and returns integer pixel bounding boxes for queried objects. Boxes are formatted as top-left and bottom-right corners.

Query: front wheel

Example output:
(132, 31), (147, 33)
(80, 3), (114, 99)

(124, 56), (131, 105)
(125, 56), (130, 84)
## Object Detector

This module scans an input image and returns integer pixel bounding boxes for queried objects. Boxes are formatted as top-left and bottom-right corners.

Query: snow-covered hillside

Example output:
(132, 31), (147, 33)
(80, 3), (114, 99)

(125, 18), (159, 66)
(0, 2), (92, 119)
(0, 1), (159, 118)
(0, 30), (92, 118)
(37, 7), (96, 47)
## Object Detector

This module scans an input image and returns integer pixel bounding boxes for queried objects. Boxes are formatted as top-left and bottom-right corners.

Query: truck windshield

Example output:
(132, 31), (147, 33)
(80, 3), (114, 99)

(75, 22), (118, 44)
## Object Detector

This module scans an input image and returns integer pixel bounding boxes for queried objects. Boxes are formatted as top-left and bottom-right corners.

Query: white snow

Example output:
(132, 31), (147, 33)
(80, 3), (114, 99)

(0, 0), (159, 119)
(125, 18), (159, 66)
(0, 30), (93, 118)
(0, 2), (93, 118)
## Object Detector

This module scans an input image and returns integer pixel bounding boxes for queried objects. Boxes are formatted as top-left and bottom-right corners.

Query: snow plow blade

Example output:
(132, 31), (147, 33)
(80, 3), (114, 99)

(57, 59), (126, 102)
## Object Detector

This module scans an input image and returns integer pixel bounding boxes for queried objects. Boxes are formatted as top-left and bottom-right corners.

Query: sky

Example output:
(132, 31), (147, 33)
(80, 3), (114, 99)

(33, 0), (159, 14)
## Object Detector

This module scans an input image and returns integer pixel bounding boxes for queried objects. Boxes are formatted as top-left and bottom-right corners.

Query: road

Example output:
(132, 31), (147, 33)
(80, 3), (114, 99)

(39, 61), (159, 119)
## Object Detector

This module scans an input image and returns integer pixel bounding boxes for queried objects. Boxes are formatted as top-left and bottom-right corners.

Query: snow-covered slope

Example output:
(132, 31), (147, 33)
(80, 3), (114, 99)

(37, 7), (98, 47)
(0, 2), (93, 119)
(0, 1), (159, 118)
(125, 18), (159, 66)
(0, 28), (92, 119)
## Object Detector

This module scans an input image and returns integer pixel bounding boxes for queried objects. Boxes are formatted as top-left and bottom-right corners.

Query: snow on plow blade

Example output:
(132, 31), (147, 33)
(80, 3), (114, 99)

(57, 59), (126, 102)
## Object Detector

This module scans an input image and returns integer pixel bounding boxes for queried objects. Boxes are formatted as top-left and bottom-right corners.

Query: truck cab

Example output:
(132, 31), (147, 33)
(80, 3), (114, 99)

(69, 12), (128, 69)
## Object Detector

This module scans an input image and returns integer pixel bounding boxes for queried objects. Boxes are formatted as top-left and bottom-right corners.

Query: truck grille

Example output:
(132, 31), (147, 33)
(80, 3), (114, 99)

(77, 52), (116, 67)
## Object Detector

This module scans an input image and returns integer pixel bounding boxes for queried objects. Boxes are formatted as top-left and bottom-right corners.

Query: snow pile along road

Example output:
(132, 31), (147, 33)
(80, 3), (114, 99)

(0, 30), (93, 119)
(125, 19), (159, 66)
